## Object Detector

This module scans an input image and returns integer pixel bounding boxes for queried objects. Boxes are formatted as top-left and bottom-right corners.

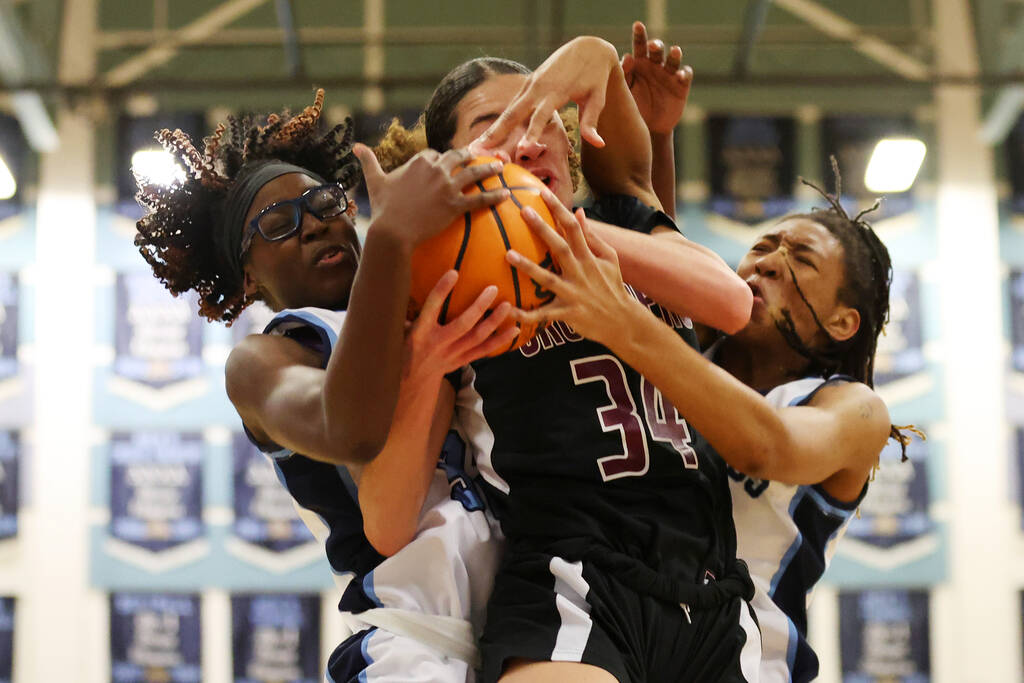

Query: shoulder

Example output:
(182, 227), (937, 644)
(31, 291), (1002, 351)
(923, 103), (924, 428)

(808, 380), (890, 453)
(225, 334), (321, 404)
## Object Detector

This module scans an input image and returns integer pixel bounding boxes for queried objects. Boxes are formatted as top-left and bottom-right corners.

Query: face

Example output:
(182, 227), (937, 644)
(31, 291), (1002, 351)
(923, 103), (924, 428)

(449, 73), (575, 207)
(241, 173), (361, 311)
(735, 217), (860, 349)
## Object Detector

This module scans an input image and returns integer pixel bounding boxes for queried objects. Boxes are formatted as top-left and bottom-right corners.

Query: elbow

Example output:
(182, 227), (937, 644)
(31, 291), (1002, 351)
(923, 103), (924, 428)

(364, 518), (415, 558)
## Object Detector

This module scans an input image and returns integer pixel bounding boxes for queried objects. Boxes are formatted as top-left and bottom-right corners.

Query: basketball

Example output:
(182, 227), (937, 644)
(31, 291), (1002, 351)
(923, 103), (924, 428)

(409, 156), (558, 354)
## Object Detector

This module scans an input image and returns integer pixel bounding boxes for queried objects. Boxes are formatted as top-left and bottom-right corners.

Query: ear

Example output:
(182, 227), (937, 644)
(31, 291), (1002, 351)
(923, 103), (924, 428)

(242, 267), (262, 300)
(825, 304), (860, 343)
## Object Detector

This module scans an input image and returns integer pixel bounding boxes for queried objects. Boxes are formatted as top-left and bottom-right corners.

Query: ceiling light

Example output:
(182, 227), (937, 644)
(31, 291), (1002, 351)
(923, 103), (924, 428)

(131, 148), (186, 187)
(864, 138), (926, 193)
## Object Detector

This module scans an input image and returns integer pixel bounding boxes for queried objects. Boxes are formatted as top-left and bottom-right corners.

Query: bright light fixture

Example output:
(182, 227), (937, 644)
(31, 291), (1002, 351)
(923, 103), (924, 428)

(864, 138), (926, 193)
(0, 155), (15, 200)
(131, 148), (186, 187)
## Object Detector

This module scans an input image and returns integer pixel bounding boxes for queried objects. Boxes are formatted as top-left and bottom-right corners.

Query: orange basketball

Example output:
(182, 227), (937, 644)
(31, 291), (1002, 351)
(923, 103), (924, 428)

(409, 156), (558, 355)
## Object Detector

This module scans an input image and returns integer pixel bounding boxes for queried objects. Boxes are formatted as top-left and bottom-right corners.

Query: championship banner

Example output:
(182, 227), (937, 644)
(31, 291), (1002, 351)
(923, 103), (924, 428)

(821, 116), (916, 220)
(707, 115), (795, 224)
(114, 271), (203, 389)
(0, 432), (18, 541)
(0, 597), (13, 683)
(839, 589), (930, 682)
(231, 593), (320, 683)
(110, 593), (201, 683)
(845, 434), (930, 550)
(0, 273), (17, 383)
(109, 432), (204, 553)
(1008, 113), (1024, 215)
(873, 269), (927, 398)
(232, 433), (313, 552)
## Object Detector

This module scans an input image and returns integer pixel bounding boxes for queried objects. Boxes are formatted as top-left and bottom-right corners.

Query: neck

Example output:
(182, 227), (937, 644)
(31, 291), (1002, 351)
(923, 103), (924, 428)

(714, 333), (814, 393)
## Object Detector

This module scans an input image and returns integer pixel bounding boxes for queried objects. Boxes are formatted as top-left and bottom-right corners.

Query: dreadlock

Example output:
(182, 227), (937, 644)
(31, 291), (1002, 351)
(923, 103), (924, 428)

(773, 157), (920, 458)
(134, 89), (361, 324)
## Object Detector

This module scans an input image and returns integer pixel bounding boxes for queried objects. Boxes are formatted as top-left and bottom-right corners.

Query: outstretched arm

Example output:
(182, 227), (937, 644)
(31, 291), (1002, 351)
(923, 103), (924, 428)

(622, 21), (693, 219)
(476, 35), (661, 210)
(507, 199), (890, 486)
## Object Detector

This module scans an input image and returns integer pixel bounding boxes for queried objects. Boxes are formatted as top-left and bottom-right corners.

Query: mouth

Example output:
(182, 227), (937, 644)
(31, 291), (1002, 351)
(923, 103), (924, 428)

(312, 244), (350, 268)
(747, 280), (765, 304)
(526, 167), (555, 189)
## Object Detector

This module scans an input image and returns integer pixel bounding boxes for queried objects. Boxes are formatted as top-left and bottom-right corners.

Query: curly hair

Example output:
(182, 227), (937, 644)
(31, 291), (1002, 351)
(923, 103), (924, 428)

(134, 89), (361, 324)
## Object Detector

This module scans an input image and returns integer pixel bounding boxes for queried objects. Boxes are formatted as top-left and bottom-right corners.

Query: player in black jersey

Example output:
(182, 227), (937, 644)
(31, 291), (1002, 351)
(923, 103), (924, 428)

(379, 36), (760, 683)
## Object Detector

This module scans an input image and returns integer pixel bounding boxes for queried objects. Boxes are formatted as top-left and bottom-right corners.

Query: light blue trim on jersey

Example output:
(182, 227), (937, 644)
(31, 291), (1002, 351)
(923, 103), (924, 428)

(804, 485), (858, 519)
(266, 308), (340, 350)
(785, 617), (799, 677)
(358, 628), (377, 683)
(362, 569), (384, 608)
(768, 488), (808, 598)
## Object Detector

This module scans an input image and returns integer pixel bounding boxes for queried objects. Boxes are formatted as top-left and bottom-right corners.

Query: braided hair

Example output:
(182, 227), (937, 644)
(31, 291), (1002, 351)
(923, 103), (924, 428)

(134, 89), (361, 324)
(773, 158), (920, 457)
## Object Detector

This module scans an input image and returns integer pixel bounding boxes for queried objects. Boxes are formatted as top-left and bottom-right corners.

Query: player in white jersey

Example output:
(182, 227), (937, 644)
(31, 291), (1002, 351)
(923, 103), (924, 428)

(603, 25), (919, 680)
(133, 94), (519, 681)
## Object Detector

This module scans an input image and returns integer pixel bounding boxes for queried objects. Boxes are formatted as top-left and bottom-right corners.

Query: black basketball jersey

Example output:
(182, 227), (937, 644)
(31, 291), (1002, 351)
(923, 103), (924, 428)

(451, 195), (741, 597)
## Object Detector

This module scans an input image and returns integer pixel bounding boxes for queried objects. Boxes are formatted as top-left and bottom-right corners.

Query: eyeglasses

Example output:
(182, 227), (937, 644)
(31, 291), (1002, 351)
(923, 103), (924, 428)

(239, 184), (349, 258)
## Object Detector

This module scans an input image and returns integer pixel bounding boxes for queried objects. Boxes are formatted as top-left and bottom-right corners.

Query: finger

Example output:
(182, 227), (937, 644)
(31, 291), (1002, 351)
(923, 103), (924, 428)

(451, 159), (504, 189)
(479, 93), (533, 148)
(578, 90), (607, 148)
(509, 305), (566, 329)
(539, 186), (581, 235)
(418, 270), (459, 324)
(442, 285), (499, 338)
(454, 301), (512, 350)
(665, 45), (683, 73)
(457, 323), (520, 365)
(648, 39), (665, 66)
(561, 207), (594, 264)
(621, 52), (636, 83)
(578, 212), (619, 264)
(440, 147), (474, 173)
(352, 143), (384, 192)
(506, 247), (571, 296)
(523, 99), (557, 149)
(632, 21), (648, 59)
(459, 188), (510, 212)
(521, 202), (577, 273)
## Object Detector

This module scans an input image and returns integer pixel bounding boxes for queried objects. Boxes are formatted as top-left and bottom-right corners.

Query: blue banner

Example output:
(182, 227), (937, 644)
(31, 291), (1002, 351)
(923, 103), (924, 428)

(110, 593), (201, 683)
(1008, 113), (1024, 215)
(114, 272), (203, 389)
(0, 273), (17, 383)
(109, 432), (204, 552)
(846, 433), (930, 548)
(840, 589), (930, 683)
(0, 597), (13, 683)
(874, 269), (925, 386)
(231, 594), (320, 683)
(232, 434), (313, 552)
(0, 432), (18, 541)
(1011, 270), (1024, 373)
(707, 115), (796, 224)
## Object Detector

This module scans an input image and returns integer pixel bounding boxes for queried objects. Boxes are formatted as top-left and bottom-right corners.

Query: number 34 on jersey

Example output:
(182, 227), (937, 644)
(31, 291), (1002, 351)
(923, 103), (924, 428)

(571, 354), (699, 482)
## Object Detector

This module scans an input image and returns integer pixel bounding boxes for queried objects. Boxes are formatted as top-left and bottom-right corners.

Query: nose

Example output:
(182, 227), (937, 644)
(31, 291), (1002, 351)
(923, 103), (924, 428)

(299, 210), (329, 243)
(754, 249), (784, 279)
(514, 136), (547, 164)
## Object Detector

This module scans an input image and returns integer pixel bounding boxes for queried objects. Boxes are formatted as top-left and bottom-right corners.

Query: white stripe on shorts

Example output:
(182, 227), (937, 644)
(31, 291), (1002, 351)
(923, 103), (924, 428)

(738, 600), (763, 682)
(548, 556), (593, 662)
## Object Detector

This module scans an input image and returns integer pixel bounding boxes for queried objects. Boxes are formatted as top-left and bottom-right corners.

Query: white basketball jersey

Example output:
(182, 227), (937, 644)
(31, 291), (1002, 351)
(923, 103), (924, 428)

(254, 307), (504, 650)
(727, 376), (866, 683)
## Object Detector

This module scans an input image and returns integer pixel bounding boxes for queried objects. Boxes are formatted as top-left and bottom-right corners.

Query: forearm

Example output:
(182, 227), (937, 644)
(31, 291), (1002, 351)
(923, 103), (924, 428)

(358, 371), (447, 556)
(650, 131), (676, 219)
(611, 303), (790, 476)
(588, 221), (752, 333)
(322, 225), (413, 462)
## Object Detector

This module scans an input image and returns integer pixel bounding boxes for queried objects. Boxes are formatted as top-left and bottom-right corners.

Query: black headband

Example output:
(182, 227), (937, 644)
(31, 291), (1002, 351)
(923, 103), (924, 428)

(215, 161), (326, 283)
